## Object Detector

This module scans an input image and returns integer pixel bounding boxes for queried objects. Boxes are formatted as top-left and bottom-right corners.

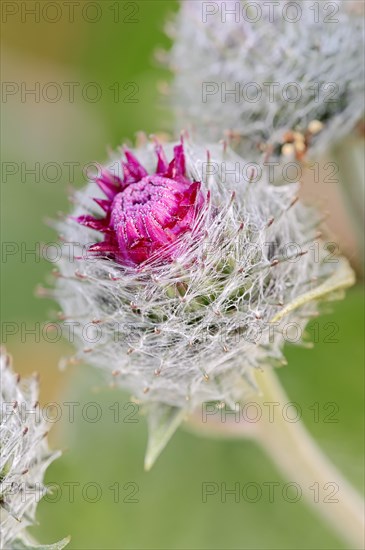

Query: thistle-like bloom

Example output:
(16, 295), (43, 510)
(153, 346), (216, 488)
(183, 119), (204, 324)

(51, 138), (353, 465)
(167, 0), (364, 159)
(75, 143), (205, 266)
(0, 349), (68, 549)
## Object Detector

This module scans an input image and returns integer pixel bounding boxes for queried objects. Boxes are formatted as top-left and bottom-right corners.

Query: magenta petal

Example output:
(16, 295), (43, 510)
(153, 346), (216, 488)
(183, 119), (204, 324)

(114, 224), (128, 256)
(95, 171), (121, 200)
(177, 204), (196, 232)
(74, 215), (109, 232)
(93, 198), (111, 212)
(89, 242), (118, 253)
(181, 181), (201, 206)
(172, 143), (186, 177)
(133, 213), (151, 241)
(128, 242), (151, 264)
(143, 214), (171, 245)
(124, 218), (144, 248)
(166, 141), (185, 179)
(152, 202), (173, 226)
(155, 143), (169, 174)
(129, 236), (151, 251)
(124, 150), (148, 180)
(117, 230), (151, 264)
(122, 162), (139, 185)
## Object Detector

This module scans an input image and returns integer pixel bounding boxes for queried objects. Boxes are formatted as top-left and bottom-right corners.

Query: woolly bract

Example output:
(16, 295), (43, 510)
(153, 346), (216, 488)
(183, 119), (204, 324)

(0, 349), (69, 549)
(168, 0), (364, 159)
(52, 139), (353, 457)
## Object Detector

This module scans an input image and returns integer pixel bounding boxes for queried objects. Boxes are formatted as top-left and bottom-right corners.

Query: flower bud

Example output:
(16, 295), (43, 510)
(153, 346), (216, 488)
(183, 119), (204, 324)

(75, 142), (205, 266)
(0, 349), (69, 549)
(167, 0), (364, 160)
(51, 138), (354, 467)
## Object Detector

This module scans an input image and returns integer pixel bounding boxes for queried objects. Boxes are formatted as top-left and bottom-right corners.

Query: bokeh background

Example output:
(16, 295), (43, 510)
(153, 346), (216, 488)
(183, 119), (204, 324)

(1, 1), (363, 548)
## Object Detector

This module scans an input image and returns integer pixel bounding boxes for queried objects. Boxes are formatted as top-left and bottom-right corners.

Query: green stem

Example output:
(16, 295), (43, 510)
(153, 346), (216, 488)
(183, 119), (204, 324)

(255, 368), (364, 549)
(186, 368), (364, 549)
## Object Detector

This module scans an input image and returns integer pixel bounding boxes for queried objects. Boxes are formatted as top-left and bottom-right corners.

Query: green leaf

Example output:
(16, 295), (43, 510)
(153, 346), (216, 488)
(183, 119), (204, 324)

(144, 404), (186, 471)
(270, 257), (355, 323)
(12, 536), (70, 550)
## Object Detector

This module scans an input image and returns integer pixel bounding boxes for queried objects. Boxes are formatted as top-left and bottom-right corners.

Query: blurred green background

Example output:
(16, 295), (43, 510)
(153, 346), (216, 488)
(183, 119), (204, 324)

(1, 1), (363, 549)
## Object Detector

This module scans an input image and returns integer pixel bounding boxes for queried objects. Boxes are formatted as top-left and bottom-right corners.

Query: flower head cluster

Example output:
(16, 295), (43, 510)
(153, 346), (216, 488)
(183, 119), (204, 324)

(167, 0), (364, 160)
(0, 349), (68, 549)
(52, 139), (353, 422)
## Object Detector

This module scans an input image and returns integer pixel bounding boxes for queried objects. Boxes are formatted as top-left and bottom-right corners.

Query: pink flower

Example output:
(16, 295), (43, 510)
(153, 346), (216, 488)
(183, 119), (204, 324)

(76, 141), (205, 266)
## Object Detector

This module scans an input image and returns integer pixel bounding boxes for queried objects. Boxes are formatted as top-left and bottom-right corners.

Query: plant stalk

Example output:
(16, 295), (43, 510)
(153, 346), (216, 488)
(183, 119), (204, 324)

(186, 368), (364, 549)
(255, 368), (364, 549)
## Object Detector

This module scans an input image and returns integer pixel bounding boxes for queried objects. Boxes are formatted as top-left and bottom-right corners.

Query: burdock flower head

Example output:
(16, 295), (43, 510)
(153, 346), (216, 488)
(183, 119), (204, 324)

(0, 349), (69, 549)
(51, 137), (354, 468)
(167, 0), (365, 160)
(75, 142), (205, 266)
